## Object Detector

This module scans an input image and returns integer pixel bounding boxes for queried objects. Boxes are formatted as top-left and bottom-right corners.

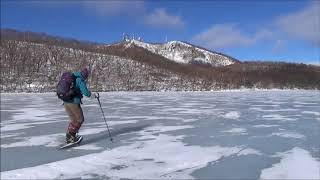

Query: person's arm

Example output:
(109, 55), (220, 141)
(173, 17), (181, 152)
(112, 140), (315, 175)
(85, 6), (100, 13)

(77, 78), (91, 97)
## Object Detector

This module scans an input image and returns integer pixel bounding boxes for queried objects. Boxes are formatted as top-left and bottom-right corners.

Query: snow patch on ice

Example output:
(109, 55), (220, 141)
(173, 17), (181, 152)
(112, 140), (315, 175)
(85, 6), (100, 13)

(73, 144), (103, 150)
(271, 132), (305, 139)
(249, 107), (298, 112)
(223, 111), (240, 119)
(262, 114), (297, 121)
(260, 147), (320, 179)
(0, 109), (23, 112)
(1, 133), (63, 148)
(161, 107), (209, 115)
(254, 104), (280, 107)
(82, 104), (99, 108)
(238, 148), (263, 156)
(142, 125), (194, 133)
(79, 128), (109, 136)
(182, 119), (198, 123)
(12, 108), (53, 121)
(293, 101), (318, 105)
(222, 128), (247, 135)
(108, 115), (180, 121)
(253, 124), (280, 128)
(1, 106), (65, 132)
(1, 131), (252, 179)
(1, 132), (25, 138)
(86, 120), (139, 127)
(0, 123), (33, 132)
(302, 111), (320, 116)
(1, 120), (64, 132)
(109, 120), (139, 126)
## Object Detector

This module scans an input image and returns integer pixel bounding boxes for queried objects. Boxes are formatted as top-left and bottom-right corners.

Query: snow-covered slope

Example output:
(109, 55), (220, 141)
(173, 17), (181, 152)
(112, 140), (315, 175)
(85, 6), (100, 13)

(123, 39), (237, 67)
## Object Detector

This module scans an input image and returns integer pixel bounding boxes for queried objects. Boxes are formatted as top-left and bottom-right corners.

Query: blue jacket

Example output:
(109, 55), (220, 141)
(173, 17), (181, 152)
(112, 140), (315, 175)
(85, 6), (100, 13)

(63, 71), (91, 104)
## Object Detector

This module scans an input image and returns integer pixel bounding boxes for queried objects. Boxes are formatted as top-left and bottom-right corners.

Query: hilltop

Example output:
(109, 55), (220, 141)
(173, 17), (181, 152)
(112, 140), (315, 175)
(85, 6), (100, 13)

(1, 28), (319, 92)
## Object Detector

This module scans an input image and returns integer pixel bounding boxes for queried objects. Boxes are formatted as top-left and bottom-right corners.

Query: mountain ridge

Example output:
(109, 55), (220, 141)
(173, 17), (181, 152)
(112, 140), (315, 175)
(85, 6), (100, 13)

(1, 28), (319, 92)
(2, 28), (317, 66)
(118, 39), (238, 67)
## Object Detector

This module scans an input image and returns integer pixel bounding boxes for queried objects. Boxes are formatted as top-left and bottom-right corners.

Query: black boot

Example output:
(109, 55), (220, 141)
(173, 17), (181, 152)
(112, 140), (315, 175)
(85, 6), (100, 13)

(66, 133), (78, 143)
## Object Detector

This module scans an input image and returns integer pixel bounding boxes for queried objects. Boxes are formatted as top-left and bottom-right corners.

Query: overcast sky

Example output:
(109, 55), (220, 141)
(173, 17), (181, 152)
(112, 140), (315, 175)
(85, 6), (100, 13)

(1, 0), (319, 64)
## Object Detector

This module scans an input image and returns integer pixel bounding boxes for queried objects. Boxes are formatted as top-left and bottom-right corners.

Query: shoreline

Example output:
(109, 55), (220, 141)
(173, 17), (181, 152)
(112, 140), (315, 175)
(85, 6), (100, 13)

(1, 88), (319, 95)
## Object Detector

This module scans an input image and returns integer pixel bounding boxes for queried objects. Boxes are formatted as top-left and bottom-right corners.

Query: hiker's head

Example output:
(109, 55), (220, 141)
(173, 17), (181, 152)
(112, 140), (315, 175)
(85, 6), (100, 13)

(80, 66), (90, 79)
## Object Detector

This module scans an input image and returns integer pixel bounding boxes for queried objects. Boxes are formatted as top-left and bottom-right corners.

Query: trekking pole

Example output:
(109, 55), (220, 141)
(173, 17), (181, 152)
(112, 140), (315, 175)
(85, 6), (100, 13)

(96, 92), (113, 142)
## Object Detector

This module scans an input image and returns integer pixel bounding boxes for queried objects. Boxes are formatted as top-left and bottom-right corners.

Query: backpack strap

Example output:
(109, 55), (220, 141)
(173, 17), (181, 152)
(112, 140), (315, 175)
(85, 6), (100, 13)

(71, 73), (83, 100)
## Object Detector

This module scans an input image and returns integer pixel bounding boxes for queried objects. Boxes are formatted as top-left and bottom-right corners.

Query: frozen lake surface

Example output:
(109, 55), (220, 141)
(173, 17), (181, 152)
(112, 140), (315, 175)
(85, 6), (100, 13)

(1, 90), (319, 179)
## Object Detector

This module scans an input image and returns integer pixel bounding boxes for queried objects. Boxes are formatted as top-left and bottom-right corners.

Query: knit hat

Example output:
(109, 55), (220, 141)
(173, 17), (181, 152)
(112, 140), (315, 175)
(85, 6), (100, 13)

(80, 66), (90, 79)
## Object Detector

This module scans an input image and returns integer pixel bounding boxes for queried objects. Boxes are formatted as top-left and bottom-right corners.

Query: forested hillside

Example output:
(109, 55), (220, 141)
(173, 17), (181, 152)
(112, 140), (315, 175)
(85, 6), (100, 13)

(1, 29), (319, 92)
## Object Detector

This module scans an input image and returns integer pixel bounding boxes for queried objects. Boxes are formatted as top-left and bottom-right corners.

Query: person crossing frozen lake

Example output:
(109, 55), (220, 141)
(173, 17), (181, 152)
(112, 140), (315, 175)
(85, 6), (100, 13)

(56, 66), (98, 145)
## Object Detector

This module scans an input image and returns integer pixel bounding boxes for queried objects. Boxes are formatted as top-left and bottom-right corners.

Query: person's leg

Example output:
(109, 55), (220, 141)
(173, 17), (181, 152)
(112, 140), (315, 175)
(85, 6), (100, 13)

(64, 103), (85, 142)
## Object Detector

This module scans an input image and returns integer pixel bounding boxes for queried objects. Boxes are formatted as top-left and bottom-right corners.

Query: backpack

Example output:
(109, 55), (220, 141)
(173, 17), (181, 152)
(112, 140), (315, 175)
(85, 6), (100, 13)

(56, 72), (78, 101)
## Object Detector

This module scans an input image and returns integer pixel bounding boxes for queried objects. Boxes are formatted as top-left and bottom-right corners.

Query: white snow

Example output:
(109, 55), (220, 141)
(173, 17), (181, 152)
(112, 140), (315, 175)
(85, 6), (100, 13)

(1, 91), (319, 179)
(73, 144), (103, 150)
(249, 107), (298, 112)
(270, 132), (306, 139)
(1, 123), (34, 132)
(1, 133), (63, 148)
(253, 124), (280, 128)
(1, 123), (142, 148)
(11, 107), (53, 121)
(302, 111), (320, 116)
(293, 102), (318, 105)
(262, 114), (297, 121)
(160, 107), (212, 115)
(182, 118), (198, 123)
(1, 125), (257, 179)
(223, 111), (241, 119)
(106, 115), (176, 121)
(0, 132), (25, 138)
(126, 39), (235, 66)
(82, 104), (99, 108)
(238, 148), (263, 156)
(254, 104), (280, 107)
(1, 106), (66, 132)
(1, 120), (63, 132)
(87, 120), (140, 127)
(78, 128), (110, 136)
(222, 128), (247, 135)
(260, 147), (320, 179)
(107, 120), (139, 126)
(140, 125), (194, 134)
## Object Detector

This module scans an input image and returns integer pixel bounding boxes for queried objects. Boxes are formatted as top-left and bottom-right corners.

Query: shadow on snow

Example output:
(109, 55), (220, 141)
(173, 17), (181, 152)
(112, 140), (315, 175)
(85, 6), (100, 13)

(81, 124), (152, 146)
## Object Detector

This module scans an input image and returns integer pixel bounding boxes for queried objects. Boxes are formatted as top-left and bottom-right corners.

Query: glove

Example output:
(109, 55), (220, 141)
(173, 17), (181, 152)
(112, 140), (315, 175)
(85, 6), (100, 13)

(90, 92), (99, 99)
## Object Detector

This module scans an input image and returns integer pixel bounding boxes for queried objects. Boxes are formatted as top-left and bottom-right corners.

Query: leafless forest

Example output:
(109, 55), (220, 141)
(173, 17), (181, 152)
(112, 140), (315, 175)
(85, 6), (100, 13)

(1, 29), (319, 92)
